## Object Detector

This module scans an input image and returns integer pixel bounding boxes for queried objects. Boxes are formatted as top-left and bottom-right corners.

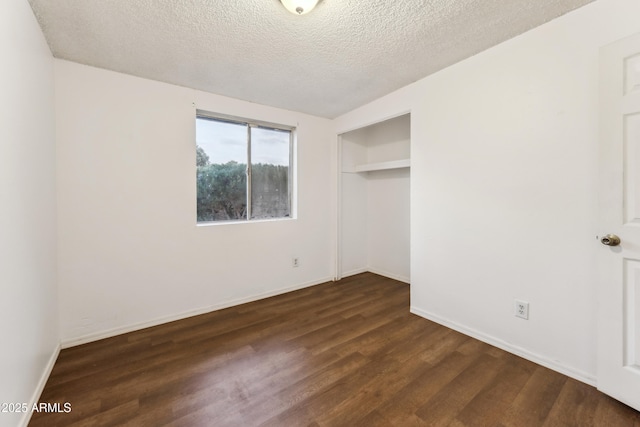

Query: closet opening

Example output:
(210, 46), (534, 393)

(337, 113), (410, 284)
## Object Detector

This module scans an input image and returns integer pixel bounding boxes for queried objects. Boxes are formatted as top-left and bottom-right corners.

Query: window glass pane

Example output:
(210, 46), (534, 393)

(250, 127), (291, 219)
(196, 118), (248, 222)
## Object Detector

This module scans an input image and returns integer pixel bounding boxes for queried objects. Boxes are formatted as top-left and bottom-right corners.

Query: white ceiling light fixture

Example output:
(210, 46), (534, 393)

(280, 0), (319, 15)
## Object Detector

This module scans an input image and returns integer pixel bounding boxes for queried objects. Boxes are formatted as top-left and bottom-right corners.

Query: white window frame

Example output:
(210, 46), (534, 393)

(196, 110), (295, 223)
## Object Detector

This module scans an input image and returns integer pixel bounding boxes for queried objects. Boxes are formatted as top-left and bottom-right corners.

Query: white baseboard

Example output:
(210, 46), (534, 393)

(339, 267), (369, 279)
(410, 306), (596, 387)
(61, 276), (333, 349)
(367, 267), (410, 284)
(339, 267), (410, 284)
(20, 343), (61, 427)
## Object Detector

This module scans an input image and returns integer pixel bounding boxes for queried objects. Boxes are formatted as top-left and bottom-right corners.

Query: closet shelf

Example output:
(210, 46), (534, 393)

(354, 159), (410, 173)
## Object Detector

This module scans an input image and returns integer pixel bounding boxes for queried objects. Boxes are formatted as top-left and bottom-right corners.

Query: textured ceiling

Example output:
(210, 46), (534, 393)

(29, 0), (594, 118)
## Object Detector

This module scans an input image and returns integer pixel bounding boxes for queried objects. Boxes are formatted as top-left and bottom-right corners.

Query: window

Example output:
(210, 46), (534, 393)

(196, 111), (294, 223)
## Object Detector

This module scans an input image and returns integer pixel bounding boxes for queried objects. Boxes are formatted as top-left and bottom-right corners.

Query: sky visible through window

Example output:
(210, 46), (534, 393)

(196, 119), (289, 165)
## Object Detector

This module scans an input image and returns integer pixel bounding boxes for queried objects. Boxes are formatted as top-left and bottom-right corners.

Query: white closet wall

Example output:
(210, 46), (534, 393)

(339, 114), (410, 282)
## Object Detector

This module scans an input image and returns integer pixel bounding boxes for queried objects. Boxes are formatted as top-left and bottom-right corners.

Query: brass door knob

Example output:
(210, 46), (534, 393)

(601, 234), (621, 246)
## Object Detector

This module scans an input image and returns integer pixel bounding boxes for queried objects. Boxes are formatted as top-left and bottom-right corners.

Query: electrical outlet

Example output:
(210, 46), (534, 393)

(515, 300), (529, 320)
(292, 257), (300, 268)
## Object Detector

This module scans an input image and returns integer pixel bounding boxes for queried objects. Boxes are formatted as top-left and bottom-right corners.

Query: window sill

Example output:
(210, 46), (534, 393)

(196, 217), (296, 227)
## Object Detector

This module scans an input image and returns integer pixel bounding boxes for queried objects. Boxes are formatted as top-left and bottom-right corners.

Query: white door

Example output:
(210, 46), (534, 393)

(598, 32), (640, 411)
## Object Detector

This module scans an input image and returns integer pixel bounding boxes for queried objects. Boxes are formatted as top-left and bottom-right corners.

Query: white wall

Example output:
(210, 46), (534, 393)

(340, 129), (368, 276)
(367, 168), (410, 282)
(0, 1), (59, 426)
(55, 60), (334, 345)
(340, 174), (368, 275)
(334, 0), (640, 384)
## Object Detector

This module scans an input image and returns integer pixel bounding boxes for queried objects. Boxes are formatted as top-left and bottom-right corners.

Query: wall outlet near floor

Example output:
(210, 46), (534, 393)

(292, 257), (300, 268)
(515, 300), (529, 319)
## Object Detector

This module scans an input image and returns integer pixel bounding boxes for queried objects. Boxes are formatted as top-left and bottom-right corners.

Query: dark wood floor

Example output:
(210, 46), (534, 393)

(31, 273), (639, 426)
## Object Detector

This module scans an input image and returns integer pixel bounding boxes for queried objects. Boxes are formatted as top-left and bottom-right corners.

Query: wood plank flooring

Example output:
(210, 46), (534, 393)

(30, 273), (640, 426)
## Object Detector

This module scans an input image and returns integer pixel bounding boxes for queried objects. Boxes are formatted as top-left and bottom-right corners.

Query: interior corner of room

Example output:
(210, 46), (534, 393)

(4, 0), (640, 425)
